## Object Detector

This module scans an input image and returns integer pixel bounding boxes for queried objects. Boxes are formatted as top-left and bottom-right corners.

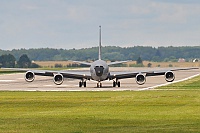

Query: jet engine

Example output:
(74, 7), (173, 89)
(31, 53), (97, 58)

(25, 71), (35, 82)
(53, 73), (64, 85)
(165, 71), (175, 82)
(136, 73), (146, 85)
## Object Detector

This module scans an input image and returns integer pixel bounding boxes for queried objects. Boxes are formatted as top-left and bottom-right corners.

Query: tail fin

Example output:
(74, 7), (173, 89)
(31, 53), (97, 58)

(99, 26), (102, 60)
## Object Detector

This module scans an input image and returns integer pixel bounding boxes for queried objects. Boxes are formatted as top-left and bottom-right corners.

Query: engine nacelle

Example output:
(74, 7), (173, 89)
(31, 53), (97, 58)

(53, 73), (64, 85)
(25, 71), (35, 82)
(165, 71), (175, 82)
(136, 73), (146, 85)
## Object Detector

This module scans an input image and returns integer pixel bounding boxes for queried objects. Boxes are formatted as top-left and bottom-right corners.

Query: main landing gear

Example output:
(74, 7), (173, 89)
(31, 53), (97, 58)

(96, 80), (121, 88)
(113, 80), (120, 87)
(79, 80), (87, 87)
(79, 80), (121, 88)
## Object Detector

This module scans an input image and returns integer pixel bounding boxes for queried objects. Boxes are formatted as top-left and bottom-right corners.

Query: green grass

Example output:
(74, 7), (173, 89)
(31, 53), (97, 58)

(0, 75), (199, 132)
(0, 90), (199, 133)
(157, 75), (200, 90)
(0, 70), (22, 75)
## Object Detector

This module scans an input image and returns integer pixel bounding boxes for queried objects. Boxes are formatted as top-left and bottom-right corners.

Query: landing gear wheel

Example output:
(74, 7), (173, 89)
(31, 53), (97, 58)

(83, 82), (86, 87)
(113, 80), (120, 87)
(113, 81), (116, 87)
(79, 81), (82, 87)
(97, 82), (102, 88)
(117, 81), (120, 87)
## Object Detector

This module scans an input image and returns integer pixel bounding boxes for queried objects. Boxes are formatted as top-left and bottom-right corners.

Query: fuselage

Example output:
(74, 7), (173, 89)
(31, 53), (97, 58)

(90, 60), (109, 81)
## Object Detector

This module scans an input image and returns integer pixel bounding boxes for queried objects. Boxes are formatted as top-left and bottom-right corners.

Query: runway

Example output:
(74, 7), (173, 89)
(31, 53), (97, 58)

(0, 67), (199, 91)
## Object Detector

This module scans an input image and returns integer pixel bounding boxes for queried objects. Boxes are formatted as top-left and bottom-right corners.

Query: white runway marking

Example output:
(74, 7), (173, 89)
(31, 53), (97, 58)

(59, 85), (69, 87)
(43, 85), (53, 87)
(139, 73), (200, 91)
(0, 80), (16, 82)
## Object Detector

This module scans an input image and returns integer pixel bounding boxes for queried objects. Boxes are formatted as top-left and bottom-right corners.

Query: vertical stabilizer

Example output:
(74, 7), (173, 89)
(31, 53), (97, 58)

(99, 26), (102, 60)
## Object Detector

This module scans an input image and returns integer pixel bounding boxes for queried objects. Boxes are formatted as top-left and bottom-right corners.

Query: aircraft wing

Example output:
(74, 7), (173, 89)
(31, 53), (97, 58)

(108, 60), (131, 66)
(60, 70), (91, 80)
(1, 68), (91, 80)
(108, 67), (199, 80)
(68, 60), (91, 66)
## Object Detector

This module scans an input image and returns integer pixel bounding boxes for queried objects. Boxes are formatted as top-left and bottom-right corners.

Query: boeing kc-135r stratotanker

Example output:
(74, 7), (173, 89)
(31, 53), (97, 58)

(3, 26), (198, 87)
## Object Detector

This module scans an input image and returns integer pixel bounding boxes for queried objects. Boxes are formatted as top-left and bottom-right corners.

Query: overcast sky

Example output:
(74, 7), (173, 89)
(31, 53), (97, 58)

(0, 0), (200, 50)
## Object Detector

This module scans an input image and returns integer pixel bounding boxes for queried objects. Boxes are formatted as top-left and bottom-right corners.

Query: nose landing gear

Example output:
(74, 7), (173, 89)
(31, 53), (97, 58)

(97, 82), (102, 88)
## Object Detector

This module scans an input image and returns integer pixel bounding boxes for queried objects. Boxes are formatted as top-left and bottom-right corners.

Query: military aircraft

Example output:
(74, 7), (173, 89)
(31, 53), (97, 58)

(3, 26), (198, 88)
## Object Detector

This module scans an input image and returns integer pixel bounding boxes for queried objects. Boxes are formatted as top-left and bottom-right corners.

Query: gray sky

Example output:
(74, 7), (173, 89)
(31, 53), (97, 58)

(0, 0), (200, 50)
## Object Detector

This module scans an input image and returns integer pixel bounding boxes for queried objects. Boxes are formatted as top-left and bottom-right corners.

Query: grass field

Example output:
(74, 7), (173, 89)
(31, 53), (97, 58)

(0, 76), (199, 132)
(0, 70), (22, 75)
(157, 75), (200, 90)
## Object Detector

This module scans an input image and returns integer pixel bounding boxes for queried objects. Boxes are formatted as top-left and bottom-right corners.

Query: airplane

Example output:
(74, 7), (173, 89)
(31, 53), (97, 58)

(2, 26), (199, 88)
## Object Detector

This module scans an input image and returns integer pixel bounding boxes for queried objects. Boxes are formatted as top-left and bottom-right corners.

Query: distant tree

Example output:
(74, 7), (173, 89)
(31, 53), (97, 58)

(152, 56), (162, 62)
(163, 58), (170, 62)
(155, 49), (161, 57)
(0, 54), (16, 68)
(17, 54), (31, 68)
(1, 46), (200, 62)
(147, 63), (152, 67)
(136, 56), (143, 64)
(30, 63), (40, 68)
(55, 64), (63, 68)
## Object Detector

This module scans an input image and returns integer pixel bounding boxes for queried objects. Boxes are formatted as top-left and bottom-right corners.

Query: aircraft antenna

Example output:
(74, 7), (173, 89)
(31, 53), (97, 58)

(99, 25), (102, 60)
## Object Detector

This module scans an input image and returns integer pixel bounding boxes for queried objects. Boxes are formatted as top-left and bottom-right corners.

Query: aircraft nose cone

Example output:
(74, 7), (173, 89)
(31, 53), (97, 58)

(94, 66), (104, 76)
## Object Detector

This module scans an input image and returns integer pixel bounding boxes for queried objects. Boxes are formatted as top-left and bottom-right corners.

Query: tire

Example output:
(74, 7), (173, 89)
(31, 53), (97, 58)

(83, 82), (86, 87)
(113, 81), (116, 87)
(79, 82), (82, 87)
(117, 81), (120, 87)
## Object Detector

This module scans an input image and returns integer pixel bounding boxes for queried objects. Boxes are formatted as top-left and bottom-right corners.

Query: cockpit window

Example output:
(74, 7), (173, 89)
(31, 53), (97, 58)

(95, 66), (104, 68)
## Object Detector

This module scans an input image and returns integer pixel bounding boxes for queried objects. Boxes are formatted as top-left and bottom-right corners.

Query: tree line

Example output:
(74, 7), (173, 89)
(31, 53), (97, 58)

(0, 54), (39, 68)
(0, 46), (199, 62)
